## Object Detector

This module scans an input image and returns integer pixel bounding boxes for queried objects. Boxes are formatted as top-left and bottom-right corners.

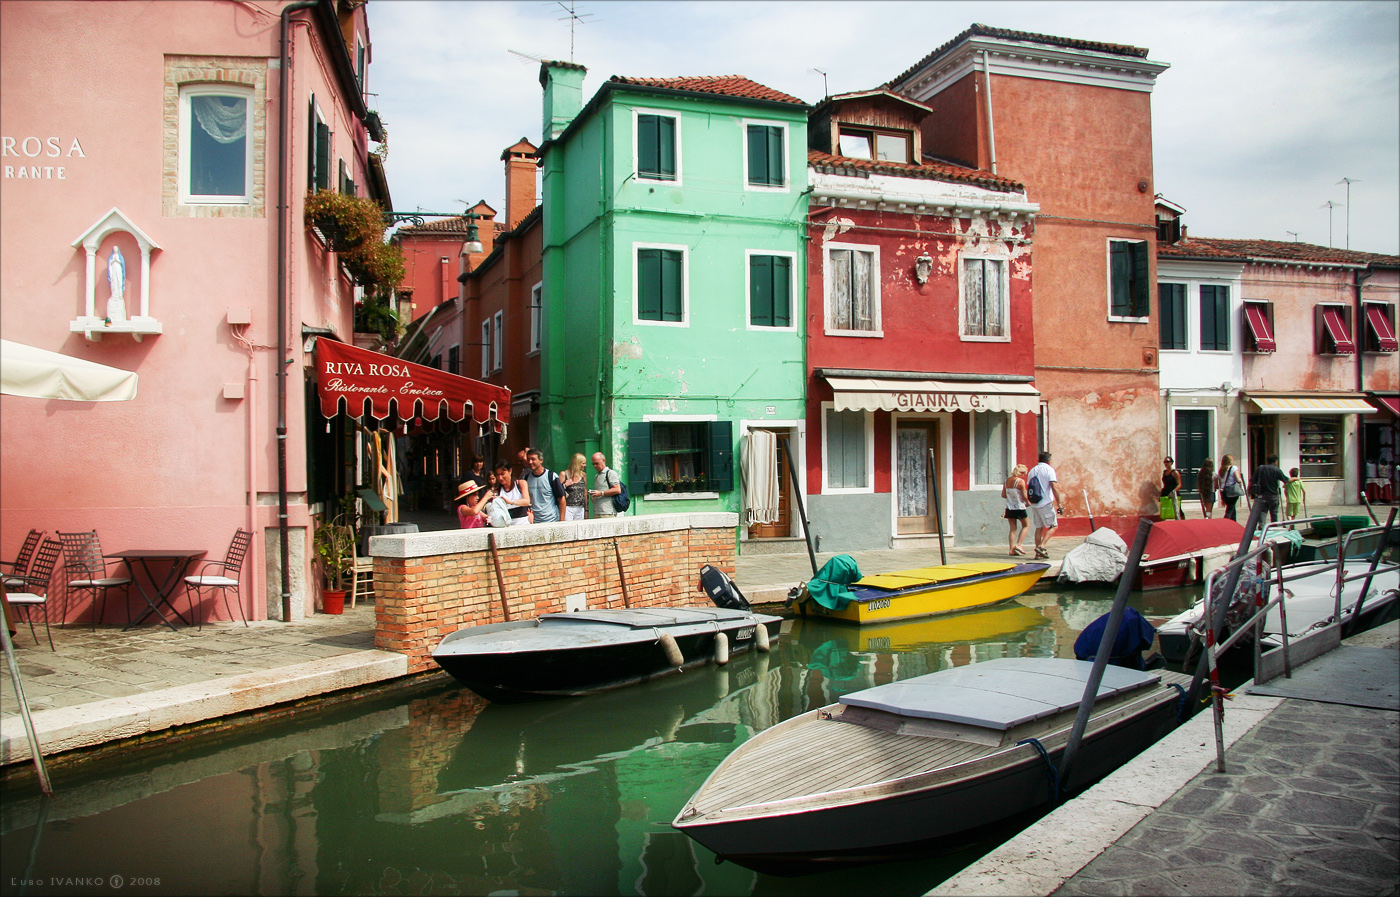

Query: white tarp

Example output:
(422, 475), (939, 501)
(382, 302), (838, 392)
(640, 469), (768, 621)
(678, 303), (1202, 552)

(0, 339), (138, 402)
(1057, 527), (1129, 584)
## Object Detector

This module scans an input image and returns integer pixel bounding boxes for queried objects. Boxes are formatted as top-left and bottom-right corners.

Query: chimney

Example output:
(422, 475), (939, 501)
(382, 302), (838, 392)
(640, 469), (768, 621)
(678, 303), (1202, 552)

(540, 60), (587, 143)
(501, 139), (540, 230)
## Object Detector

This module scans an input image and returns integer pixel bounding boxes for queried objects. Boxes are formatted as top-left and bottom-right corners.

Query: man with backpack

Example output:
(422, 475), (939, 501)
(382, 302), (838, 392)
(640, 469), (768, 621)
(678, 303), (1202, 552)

(1026, 451), (1065, 560)
(524, 449), (566, 523)
(589, 451), (625, 517)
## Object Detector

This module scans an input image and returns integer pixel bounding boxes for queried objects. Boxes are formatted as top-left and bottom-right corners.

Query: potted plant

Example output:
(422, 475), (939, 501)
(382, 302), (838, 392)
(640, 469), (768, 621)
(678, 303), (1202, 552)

(312, 517), (356, 614)
(303, 190), (382, 253)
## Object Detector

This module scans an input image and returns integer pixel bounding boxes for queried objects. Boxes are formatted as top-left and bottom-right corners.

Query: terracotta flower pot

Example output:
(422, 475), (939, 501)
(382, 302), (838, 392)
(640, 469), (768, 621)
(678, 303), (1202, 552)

(322, 589), (346, 615)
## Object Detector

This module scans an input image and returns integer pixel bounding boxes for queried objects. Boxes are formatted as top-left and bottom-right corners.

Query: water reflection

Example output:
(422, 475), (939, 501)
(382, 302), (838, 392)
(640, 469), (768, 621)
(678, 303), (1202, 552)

(0, 583), (1201, 896)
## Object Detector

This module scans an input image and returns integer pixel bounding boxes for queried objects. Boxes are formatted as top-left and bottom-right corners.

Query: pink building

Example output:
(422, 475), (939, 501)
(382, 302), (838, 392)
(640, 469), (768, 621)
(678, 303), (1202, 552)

(1, 0), (389, 622)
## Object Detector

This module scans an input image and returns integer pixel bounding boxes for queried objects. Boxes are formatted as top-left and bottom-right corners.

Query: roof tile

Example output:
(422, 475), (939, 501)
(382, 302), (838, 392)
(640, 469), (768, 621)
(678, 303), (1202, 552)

(608, 74), (806, 106)
(808, 150), (1024, 193)
(886, 23), (1150, 90)
(1158, 236), (1399, 267)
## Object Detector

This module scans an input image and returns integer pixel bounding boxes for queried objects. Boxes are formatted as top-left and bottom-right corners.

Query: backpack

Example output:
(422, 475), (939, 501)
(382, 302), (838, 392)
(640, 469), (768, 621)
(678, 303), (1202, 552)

(1026, 475), (1044, 505)
(612, 479), (631, 513)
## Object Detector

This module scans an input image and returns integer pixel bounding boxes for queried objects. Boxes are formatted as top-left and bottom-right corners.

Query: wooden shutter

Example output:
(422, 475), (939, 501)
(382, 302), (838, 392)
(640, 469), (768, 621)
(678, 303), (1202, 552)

(747, 125), (767, 184)
(963, 258), (985, 335)
(830, 249), (852, 329)
(660, 249), (683, 321)
(657, 116), (675, 179)
(1130, 241), (1149, 316)
(638, 114), (658, 176)
(307, 99), (317, 189)
(1159, 283), (1186, 350)
(767, 127), (784, 186)
(750, 255), (772, 326)
(638, 249), (661, 320)
(708, 420), (733, 492)
(315, 120), (330, 192)
(772, 255), (791, 326)
(1110, 243), (1130, 316)
(986, 260), (1005, 335)
(853, 250), (873, 330)
(628, 421), (652, 494)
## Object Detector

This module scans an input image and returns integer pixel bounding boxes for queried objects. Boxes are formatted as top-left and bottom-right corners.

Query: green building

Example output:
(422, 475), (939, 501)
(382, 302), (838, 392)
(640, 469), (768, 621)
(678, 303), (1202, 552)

(537, 62), (810, 521)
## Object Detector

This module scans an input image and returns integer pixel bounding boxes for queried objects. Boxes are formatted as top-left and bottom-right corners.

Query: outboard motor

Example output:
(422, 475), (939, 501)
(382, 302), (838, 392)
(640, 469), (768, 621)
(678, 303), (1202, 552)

(699, 564), (751, 611)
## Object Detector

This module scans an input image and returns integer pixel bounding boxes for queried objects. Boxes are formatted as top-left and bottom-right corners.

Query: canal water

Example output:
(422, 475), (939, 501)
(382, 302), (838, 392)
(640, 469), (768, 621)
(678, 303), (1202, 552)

(0, 584), (1205, 897)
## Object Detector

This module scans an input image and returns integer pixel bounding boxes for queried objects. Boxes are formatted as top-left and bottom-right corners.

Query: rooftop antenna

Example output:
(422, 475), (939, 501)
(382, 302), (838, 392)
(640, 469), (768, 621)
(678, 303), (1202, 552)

(1320, 200), (1343, 248)
(555, 1), (593, 63)
(810, 68), (829, 99)
(1286, 230), (1298, 242)
(509, 48), (547, 66)
(1336, 177), (1360, 249)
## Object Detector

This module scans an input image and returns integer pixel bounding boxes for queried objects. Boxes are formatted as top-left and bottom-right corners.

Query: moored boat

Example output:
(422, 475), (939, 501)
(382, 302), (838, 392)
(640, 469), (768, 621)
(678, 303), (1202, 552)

(794, 560), (1048, 624)
(1135, 518), (1245, 591)
(672, 657), (1191, 874)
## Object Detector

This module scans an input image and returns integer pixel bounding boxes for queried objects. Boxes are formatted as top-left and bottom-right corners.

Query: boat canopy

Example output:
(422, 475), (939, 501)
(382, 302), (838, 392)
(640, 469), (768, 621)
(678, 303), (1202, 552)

(1141, 518), (1245, 563)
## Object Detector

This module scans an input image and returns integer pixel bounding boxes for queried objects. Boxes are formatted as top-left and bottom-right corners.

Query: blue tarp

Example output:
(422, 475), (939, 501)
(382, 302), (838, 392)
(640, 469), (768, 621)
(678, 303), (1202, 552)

(805, 555), (863, 611)
(1074, 606), (1157, 670)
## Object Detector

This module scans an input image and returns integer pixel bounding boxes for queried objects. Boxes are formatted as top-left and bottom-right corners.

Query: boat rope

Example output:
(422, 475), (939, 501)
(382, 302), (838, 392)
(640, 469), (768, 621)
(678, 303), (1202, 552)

(1016, 737), (1060, 807)
(1168, 682), (1190, 720)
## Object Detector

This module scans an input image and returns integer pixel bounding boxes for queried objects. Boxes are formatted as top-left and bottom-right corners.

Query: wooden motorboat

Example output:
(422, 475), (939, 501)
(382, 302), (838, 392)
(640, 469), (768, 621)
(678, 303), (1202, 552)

(1135, 518), (1244, 591)
(795, 561), (1048, 625)
(673, 657), (1191, 873)
(431, 606), (782, 702)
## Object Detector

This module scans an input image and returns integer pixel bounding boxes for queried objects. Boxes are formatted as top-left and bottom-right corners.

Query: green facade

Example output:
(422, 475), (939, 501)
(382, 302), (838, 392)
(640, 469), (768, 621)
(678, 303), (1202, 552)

(539, 67), (809, 519)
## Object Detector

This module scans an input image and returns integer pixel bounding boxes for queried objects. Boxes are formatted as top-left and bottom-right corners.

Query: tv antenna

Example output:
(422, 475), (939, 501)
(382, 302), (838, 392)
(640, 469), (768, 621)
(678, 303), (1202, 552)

(1336, 177), (1360, 249)
(810, 68), (829, 99)
(509, 49), (547, 67)
(555, 1), (593, 63)
(1320, 200), (1343, 248)
(1286, 230), (1298, 242)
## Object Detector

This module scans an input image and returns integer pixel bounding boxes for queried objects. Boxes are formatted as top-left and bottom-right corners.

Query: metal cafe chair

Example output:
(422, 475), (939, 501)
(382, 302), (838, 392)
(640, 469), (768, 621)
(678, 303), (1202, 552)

(57, 530), (132, 630)
(1, 528), (45, 591)
(4, 538), (64, 650)
(182, 529), (252, 629)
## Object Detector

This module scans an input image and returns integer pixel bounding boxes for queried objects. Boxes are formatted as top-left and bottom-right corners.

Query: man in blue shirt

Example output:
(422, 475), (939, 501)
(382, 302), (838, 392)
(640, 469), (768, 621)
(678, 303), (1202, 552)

(524, 449), (566, 523)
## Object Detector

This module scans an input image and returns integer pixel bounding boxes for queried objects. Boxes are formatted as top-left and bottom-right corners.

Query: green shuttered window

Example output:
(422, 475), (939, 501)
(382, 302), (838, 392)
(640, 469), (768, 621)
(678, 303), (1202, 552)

(747, 124), (784, 187)
(637, 248), (684, 322)
(749, 254), (792, 327)
(1159, 283), (1187, 350)
(637, 113), (676, 181)
(1199, 285), (1230, 351)
(1109, 240), (1149, 318)
(627, 420), (734, 494)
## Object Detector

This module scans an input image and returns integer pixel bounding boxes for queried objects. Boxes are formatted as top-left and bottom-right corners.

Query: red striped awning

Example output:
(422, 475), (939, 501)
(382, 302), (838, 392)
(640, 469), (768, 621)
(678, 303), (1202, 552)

(1320, 306), (1355, 354)
(316, 339), (510, 432)
(1243, 303), (1276, 352)
(1364, 304), (1398, 352)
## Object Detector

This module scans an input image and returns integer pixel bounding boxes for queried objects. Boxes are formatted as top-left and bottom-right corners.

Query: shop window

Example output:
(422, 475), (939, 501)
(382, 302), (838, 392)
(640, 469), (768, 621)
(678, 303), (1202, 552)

(825, 243), (880, 334)
(636, 245), (686, 324)
(627, 420), (734, 494)
(1243, 301), (1276, 352)
(823, 407), (871, 492)
(1108, 240), (1149, 319)
(960, 256), (1008, 339)
(1299, 416), (1342, 478)
(1159, 283), (1187, 350)
(1199, 284), (1230, 352)
(744, 122), (786, 189)
(748, 252), (793, 328)
(1316, 305), (1355, 355)
(972, 412), (1012, 487)
(180, 84), (253, 203)
(636, 111), (678, 182)
(1362, 302), (1398, 352)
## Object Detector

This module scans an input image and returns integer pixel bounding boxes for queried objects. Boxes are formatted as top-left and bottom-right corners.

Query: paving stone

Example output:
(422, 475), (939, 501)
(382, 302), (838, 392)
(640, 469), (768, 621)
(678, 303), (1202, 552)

(1270, 792), (1374, 827)
(1167, 865), (1250, 893)
(1180, 844), (1231, 865)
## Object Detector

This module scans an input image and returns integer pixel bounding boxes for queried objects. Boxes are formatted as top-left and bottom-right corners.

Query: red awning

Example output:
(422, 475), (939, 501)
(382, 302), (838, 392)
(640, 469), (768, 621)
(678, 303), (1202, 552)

(1243, 303), (1276, 352)
(1364, 304), (1398, 352)
(1371, 395), (1400, 417)
(316, 339), (510, 433)
(1320, 306), (1355, 354)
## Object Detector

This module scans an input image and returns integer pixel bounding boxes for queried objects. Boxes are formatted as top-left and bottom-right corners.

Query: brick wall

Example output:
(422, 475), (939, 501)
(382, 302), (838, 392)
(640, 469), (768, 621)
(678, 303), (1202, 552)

(371, 513), (738, 673)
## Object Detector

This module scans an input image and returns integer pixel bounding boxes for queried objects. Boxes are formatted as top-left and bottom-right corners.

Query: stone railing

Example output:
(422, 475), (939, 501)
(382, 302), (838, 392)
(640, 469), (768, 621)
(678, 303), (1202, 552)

(368, 513), (738, 673)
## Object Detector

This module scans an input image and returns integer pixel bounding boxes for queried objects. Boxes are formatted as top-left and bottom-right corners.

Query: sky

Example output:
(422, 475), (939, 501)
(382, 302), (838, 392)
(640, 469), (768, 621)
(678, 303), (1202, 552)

(369, 0), (1400, 255)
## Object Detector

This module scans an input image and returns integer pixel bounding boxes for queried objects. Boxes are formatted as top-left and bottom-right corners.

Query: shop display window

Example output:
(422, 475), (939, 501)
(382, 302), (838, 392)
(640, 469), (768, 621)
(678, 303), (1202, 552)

(1299, 416), (1342, 478)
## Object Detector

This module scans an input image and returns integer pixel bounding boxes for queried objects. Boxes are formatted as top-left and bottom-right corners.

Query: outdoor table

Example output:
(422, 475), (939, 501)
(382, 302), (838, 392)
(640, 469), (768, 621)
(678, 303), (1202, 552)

(105, 549), (207, 632)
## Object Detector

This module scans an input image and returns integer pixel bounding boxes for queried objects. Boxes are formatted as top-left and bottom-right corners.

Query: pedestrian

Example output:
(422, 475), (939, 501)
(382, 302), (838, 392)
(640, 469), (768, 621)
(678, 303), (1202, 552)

(1196, 457), (1216, 519)
(524, 448), (566, 523)
(468, 454), (485, 482)
(1215, 453), (1245, 521)
(1285, 467), (1308, 520)
(454, 478), (490, 529)
(560, 452), (589, 521)
(494, 460), (532, 525)
(1002, 464), (1030, 557)
(1026, 451), (1064, 560)
(588, 451), (622, 518)
(1159, 457), (1183, 520)
(1250, 454), (1289, 524)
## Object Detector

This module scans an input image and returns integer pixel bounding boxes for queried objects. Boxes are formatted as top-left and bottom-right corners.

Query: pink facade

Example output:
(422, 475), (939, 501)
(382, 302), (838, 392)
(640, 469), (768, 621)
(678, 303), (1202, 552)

(1, 0), (386, 622)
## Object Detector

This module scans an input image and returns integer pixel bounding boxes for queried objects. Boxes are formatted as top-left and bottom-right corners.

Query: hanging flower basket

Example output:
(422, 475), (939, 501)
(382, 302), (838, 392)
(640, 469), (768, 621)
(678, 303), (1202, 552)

(304, 190), (381, 252)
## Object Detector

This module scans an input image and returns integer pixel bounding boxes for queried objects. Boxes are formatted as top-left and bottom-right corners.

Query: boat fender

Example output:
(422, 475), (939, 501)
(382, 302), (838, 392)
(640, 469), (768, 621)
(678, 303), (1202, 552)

(714, 631), (730, 665)
(657, 630), (684, 669)
(754, 621), (771, 653)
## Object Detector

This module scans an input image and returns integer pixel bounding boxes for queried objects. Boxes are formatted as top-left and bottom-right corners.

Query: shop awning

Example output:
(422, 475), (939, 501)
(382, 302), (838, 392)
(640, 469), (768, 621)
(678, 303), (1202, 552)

(1369, 395), (1400, 417)
(316, 338), (509, 433)
(825, 376), (1039, 414)
(1246, 393), (1376, 414)
(1363, 304), (1398, 352)
(1319, 306), (1355, 354)
(0, 338), (138, 402)
(1243, 303), (1276, 352)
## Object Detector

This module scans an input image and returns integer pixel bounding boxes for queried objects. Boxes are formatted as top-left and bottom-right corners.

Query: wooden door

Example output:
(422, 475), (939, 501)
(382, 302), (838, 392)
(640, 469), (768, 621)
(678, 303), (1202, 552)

(1247, 416), (1277, 479)
(896, 420), (940, 535)
(1174, 409), (1211, 498)
(748, 430), (791, 539)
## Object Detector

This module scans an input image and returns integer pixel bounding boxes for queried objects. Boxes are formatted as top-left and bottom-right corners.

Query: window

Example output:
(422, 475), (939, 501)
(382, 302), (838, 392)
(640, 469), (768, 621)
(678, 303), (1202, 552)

(825, 243), (880, 334)
(1199, 284), (1230, 352)
(480, 319), (491, 377)
(837, 126), (912, 163)
(748, 252), (793, 328)
(627, 420), (734, 494)
(1299, 416), (1342, 478)
(960, 256), (1008, 339)
(492, 310), (504, 372)
(447, 345), (460, 376)
(636, 111), (678, 182)
(308, 97), (330, 193)
(1243, 301), (1276, 353)
(1362, 302), (1398, 352)
(180, 84), (253, 203)
(1108, 240), (1149, 319)
(338, 158), (356, 196)
(529, 282), (542, 354)
(744, 121), (786, 189)
(1316, 305), (1355, 355)
(973, 412), (1012, 487)
(636, 245), (686, 324)
(1158, 283), (1187, 350)
(824, 407), (870, 492)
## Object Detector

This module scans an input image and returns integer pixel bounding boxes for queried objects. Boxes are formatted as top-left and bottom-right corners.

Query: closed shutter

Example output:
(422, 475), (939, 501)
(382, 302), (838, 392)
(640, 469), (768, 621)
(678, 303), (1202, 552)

(830, 249), (851, 329)
(638, 249), (661, 320)
(852, 249), (873, 330)
(660, 249), (683, 321)
(307, 99), (316, 189)
(628, 421), (652, 494)
(708, 420), (733, 492)
(751, 255), (773, 326)
(1130, 241), (1149, 317)
(964, 259), (985, 335)
(315, 120), (330, 192)
(772, 255), (791, 326)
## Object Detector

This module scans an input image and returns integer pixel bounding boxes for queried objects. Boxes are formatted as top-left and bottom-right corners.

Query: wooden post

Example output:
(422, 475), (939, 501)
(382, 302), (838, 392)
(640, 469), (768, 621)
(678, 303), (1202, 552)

(614, 539), (632, 608)
(487, 531), (511, 622)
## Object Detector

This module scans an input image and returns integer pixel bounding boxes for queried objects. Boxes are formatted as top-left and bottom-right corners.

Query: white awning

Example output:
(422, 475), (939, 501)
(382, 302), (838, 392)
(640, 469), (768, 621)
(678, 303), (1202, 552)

(1, 339), (138, 402)
(826, 377), (1039, 414)
(1247, 395), (1375, 414)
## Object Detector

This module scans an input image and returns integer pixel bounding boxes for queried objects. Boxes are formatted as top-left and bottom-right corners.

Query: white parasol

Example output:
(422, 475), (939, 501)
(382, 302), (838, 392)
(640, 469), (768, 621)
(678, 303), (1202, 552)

(1, 339), (138, 402)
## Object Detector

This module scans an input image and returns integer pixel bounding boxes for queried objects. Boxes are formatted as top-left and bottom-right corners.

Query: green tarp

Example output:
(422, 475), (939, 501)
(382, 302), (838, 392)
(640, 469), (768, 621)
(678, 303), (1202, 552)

(805, 554), (863, 611)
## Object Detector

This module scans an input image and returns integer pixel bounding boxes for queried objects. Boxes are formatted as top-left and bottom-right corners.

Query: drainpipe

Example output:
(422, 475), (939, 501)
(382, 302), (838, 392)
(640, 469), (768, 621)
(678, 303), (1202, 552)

(278, 0), (317, 622)
(1355, 267), (1371, 502)
(982, 50), (998, 175)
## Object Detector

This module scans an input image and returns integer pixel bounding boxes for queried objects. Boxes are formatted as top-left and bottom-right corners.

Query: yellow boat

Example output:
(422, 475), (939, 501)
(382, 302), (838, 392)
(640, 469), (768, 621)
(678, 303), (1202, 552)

(798, 561), (1049, 624)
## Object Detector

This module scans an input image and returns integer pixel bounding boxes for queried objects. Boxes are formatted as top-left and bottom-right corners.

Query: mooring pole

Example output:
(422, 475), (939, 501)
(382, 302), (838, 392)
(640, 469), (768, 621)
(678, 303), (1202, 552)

(487, 531), (511, 622)
(929, 448), (947, 566)
(614, 539), (632, 608)
(780, 436), (819, 577)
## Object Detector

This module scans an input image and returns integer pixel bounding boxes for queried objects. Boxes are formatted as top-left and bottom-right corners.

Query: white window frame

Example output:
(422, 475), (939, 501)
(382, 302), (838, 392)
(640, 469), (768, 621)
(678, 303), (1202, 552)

(529, 281), (542, 355)
(968, 411), (1016, 489)
(480, 319), (491, 377)
(741, 118), (790, 193)
(632, 242), (690, 327)
(633, 107), (682, 186)
(744, 249), (798, 332)
(958, 251), (1011, 342)
(178, 83), (254, 205)
(821, 402), (874, 494)
(823, 241), (882, 337)
(1106, 238), (1151, 323)
(491, 310), (504, 373)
